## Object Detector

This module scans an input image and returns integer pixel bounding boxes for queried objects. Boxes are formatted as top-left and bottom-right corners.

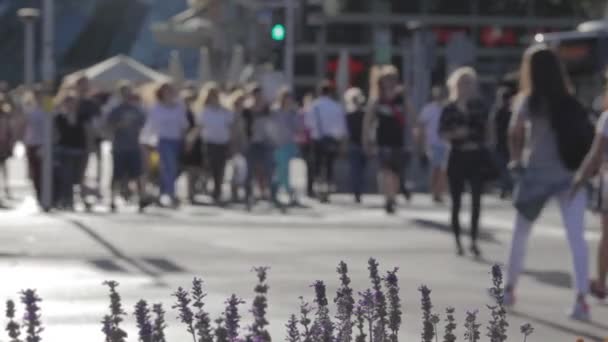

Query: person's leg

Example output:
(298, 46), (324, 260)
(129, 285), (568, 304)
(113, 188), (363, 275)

(167, 140), (181, 200)
(26, 146), (42, 203)
(558, 190), (590, 297)
(506, 213), (534, 295)
(469, 169), (484, 255)
(110, 152), (121, 211)
(447, 154), (465, 253)
(593, 214), (608, 295)
(349, 147), (363, 202)
(0, 161), (9, 199)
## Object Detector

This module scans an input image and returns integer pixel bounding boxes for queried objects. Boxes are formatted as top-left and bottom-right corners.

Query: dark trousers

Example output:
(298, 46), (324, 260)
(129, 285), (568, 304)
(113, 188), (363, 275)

(313, 141), (337, 186)
(447, 149), (484, 243)
(26, 146), (42, 203)
(349, 145), (367, 197)
(205, 143), (228, 201)
(54, 147), (86, 208)
(299, 143), (315, 195)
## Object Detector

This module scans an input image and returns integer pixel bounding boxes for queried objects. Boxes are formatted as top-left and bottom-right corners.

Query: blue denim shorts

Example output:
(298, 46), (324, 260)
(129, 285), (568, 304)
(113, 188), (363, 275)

(429, 144), (448, 169)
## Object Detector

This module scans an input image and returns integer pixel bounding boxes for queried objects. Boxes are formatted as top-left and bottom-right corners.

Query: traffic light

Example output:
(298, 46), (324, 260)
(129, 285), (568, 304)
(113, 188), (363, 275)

(271, 23), (286, 41)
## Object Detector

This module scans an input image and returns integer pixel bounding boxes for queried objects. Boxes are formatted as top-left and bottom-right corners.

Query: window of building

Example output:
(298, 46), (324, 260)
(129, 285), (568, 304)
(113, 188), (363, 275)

(295, 54), (316, 76)
(327, 23), (371, 44)
(390, 0), (421, 13)
(478, 0), (528, 16)
(427, 0), (473, 15)
(342, 0), (371, 13)
(534, 0), (577, 17)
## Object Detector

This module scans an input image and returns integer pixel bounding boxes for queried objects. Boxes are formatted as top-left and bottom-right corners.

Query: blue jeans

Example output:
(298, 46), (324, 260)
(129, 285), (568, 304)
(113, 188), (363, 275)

(158, 138), (182, 197)
(349, 145), (367, 196)
(273, 143), (298, 194)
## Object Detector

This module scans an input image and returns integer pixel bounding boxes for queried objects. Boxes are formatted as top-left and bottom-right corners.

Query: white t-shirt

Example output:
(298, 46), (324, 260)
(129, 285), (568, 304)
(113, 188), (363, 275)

(306, 96), (347, 140)
(146, 103), (188, 140)
(418, 101), (444, 147)
(199, 106), (235, 145)
(597, 111), (608, 138)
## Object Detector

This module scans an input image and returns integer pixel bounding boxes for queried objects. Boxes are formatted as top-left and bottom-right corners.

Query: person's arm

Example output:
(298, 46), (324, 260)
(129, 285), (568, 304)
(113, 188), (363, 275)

(573, 132), (607, 192)
(508, 102), (526, 166)
(362, 101), (376, 153)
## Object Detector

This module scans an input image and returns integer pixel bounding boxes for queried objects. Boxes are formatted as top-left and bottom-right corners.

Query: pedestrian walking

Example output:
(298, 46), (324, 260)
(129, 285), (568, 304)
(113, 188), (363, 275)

(182, 88), (205, 204)
(227, 89), (248, 203)
(198, 82), (236, 204)
(491, 84), (517, 199)
(439, 67), (491, 257)
(21, 88), (46, 205)
(53, 92), (88, 210)
(0, 92), (16, 202)
(74, 76), (102, 203)
(105, 82), (147, 212)
(270, 87), (299, 207)
(307, 80), (347, 203)
(146, 83), (188, 208)
(505, 47), (592, 320)
(344, 87), (367, 203)
(572, 103), (608, 301)
(297, 93), (316, 198)
(243, 84), (274, 207)
(417, 86), (448, 203)
(364, 66), (411, 214)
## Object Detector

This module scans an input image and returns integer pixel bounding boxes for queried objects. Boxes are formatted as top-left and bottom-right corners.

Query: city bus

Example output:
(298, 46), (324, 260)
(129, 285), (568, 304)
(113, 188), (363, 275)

(535, 20), (608, 110)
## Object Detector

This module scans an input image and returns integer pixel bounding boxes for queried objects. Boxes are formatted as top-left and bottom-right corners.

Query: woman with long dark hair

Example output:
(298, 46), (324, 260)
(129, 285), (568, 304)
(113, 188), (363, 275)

(505, 46), (590, 320)
(439, 67), (488, 257)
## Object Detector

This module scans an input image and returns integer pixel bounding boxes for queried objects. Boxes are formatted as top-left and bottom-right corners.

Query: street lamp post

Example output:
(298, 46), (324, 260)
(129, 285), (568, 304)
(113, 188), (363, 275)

(42, 0), (55, 85)
(284, 0), (295, 88)
(17, 8), (40, 87)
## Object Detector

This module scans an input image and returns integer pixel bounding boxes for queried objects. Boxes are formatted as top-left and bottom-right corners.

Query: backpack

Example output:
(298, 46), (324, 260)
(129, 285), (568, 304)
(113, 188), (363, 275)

(551, 96), (594, 171)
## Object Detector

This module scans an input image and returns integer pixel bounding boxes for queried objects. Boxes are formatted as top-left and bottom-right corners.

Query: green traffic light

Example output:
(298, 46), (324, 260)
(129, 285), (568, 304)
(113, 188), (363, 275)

(271, 24), (286, 41)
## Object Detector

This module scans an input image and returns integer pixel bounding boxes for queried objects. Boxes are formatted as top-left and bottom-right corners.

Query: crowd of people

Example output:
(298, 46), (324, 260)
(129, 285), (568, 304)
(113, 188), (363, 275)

(0, 45), (607, 321)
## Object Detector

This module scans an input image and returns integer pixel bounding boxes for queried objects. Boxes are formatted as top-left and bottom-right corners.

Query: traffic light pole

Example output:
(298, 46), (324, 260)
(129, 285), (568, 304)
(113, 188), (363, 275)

(284, 0), (295, 89)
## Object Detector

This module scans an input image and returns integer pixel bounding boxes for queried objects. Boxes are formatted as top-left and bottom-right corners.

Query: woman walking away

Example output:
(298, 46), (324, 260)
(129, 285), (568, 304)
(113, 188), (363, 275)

(364, 66), (411, 214)
(182, 88), (205, 204)
(298, 93), (316, 198)
(506, 46), (591, 321)
(439, 67), (489, 257)
(572, 96), (608, 301)
(417, 86), (448, 203)
(270, 87), (300, 207)
(198, 82), (236, 204)
(53, 93), (88, 210)
(227, 90), (248, 203)
(344, 87), (368, 204)
(22, 88), (47, 206)
(146, 83), (188, 208)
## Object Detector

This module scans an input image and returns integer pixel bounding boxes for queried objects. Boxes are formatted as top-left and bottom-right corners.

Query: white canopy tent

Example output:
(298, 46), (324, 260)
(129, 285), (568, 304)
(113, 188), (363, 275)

(64, 55), (172, 90)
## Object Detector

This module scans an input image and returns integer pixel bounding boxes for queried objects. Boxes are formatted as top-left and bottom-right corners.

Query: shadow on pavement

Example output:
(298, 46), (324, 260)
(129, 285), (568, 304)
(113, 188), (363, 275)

(411, 218), (501, 244)
(63, 218), (171, 286)
(510, 310), (608, 342)
(523, 269), (572, 290)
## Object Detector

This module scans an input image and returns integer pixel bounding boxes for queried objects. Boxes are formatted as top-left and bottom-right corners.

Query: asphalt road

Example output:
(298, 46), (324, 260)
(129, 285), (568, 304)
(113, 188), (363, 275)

(0, 148), (607, 342)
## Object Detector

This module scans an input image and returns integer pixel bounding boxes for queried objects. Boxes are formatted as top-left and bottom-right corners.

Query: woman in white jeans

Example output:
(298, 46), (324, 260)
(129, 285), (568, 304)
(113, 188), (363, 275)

(506, 46), (590, 321)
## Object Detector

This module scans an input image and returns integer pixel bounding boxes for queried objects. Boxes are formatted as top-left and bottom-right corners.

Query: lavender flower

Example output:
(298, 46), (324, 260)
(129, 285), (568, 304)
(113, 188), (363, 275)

(335, 262), (355, 342)
(134, 300), (153, 342)
(20, 290), (43, 342)
(312, 281), (333, 342)
(299, 297), (314, 342)
(286, 314), (301, 342)
(224, 295), (246, 342)
(384, 268), (401, 342)
(192, 278), (213, 342)
(152, 304), (167, 342)
(418, 285), (434, 342)
(249, 267), (271, 342)
(368, 258), (387, 342)
(6, 300), (21, 342)
(173, 286), (196, 342)
(215, 317), (229, 342)
(357, 290), (374, 342)
(520, 324), (534, 342)
(102, 281), (127, 342)
(353, 304), (367, 342)
(430, 315), (440, 342)
(443, 307), (457, 342)
(464, 311), (480, 342)
(487, 265), (508, 342)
